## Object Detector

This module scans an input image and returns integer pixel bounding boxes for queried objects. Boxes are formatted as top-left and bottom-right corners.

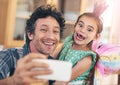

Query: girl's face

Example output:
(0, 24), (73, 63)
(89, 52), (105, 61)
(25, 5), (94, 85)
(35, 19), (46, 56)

(74, 15), (99, 47)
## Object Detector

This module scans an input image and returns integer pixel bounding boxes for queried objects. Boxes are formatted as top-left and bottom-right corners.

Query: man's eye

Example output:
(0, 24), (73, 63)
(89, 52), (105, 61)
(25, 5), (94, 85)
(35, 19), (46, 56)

(40, 28), (47, 32)
(54, 30), (60, 34)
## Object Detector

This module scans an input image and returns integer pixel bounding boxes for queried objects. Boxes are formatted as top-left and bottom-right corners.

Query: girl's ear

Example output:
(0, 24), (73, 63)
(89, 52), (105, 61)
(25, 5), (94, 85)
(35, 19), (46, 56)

(27, 32), (33, 40)
(94, 33), (101, 40)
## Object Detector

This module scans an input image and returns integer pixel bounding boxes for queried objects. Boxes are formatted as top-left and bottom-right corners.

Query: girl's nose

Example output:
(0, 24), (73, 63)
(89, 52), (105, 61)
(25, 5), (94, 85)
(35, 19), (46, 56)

(80, 27), (86, 33)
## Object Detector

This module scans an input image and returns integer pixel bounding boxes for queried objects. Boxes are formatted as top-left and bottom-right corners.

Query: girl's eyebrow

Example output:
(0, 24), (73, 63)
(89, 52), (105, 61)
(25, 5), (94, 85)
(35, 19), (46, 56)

(88, 25), (94, 30)
(78, 20), (84, 24)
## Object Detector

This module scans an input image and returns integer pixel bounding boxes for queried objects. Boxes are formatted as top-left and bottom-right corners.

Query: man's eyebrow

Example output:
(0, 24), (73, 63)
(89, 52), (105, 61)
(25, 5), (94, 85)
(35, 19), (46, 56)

(41, 24), (48, 27)
(41, 24), (60, 29)
(54, 26), (60, 29)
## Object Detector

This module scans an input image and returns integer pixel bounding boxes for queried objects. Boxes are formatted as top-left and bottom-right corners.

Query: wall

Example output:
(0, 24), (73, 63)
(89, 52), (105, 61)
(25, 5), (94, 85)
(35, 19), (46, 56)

(110, 0), (120, 43)
(0, 0), (8, 45)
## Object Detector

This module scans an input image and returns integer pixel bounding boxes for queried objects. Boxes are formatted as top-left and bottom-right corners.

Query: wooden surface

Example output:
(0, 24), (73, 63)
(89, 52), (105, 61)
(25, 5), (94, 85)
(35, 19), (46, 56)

(0, 0), (8, 45)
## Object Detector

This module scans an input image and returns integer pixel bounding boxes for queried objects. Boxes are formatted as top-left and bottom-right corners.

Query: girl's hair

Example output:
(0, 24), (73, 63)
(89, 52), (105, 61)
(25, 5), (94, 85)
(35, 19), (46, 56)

(75, 13), (103, 85)
(85, 52), (99, 85)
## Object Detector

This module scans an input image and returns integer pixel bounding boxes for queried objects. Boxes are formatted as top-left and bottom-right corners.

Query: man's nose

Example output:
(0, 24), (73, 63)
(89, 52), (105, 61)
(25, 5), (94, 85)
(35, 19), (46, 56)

(47, 31), (55, 39)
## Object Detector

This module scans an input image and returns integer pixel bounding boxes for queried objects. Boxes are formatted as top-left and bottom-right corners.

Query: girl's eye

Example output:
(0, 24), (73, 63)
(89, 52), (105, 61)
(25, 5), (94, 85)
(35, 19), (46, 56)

(87, 28), (93, 32)
(79, 23), (83, 28)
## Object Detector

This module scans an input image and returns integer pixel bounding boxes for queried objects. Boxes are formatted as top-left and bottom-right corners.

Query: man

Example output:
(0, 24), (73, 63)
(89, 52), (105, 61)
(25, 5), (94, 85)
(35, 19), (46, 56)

(0, 5), (65, 85)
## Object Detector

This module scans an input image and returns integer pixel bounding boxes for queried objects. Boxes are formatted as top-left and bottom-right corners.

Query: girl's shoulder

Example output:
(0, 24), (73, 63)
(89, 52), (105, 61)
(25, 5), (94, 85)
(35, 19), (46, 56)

(80, 50), (97, 62)
(63, 33), (73, 48)
(64, 33), (73, 43)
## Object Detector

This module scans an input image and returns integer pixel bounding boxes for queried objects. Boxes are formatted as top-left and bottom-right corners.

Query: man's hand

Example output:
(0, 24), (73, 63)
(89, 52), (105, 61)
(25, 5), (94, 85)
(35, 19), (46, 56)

(11, 53), (52, 85)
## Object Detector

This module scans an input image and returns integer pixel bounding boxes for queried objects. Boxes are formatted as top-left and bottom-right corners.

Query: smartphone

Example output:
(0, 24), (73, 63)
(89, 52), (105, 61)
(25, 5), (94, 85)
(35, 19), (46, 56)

(33, 59), (72, 81)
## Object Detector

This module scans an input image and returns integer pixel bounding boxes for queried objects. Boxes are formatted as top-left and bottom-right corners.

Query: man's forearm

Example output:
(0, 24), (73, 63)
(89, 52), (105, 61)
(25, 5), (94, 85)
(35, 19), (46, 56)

(0, 77), (14, 85)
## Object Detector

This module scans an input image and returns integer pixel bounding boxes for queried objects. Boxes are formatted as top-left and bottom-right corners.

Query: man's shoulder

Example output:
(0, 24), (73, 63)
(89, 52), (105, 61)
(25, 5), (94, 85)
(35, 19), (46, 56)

(0, 47), (24, 59)
(0, 47), (23, 53)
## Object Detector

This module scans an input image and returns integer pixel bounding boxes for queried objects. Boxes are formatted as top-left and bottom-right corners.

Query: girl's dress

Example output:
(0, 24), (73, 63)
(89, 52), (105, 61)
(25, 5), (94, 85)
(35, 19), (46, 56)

(59, 34), (97, 85)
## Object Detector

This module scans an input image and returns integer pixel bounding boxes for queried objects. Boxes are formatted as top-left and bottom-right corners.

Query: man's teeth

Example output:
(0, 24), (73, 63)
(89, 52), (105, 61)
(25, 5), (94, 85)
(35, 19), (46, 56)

(44, 42), (54, 45)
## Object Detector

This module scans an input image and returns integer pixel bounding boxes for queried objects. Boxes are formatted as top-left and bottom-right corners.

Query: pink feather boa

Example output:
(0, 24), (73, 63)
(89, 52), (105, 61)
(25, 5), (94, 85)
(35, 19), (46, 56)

(92, 40), (120, 75)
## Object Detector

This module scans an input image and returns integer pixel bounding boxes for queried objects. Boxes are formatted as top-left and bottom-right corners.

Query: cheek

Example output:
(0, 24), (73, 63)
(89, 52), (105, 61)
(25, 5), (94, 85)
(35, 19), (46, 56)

(56, 34), (60, 41)
(74, 27), (78, 33)
(33, 32), (43, 41)
(89, 33), (97, 40)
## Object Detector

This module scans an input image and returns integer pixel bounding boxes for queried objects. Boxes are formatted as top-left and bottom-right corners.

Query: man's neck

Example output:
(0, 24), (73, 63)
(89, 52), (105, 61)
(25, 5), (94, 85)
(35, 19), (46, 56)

(29, 42), (38, 53)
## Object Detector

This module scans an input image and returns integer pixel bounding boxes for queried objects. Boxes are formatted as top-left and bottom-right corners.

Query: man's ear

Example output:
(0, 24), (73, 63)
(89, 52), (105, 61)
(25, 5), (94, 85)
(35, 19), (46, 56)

(27, 32), (33, 40)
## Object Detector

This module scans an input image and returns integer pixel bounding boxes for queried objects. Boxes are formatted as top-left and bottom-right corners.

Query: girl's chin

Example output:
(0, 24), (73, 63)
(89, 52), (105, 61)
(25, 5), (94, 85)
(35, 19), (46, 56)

(74, 40), (83, 45)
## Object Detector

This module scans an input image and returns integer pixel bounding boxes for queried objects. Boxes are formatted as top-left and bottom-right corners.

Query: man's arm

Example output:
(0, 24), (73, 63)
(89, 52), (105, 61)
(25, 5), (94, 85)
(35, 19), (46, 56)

(0, 77), (14, 85)
(0, 53), (52, 85)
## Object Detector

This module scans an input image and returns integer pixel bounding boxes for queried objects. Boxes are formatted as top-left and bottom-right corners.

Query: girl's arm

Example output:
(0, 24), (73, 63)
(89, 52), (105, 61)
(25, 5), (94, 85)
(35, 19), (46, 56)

(71, 56), (92, 80)
(53, 56), (92, 85)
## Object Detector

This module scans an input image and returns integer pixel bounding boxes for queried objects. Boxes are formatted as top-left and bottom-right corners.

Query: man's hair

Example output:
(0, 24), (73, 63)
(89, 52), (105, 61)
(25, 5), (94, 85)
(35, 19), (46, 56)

(25, 5), (65, 44)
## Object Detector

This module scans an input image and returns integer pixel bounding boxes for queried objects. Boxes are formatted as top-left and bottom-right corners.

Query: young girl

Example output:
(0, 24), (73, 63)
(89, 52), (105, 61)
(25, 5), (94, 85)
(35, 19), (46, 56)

(53, 12), (103, 85)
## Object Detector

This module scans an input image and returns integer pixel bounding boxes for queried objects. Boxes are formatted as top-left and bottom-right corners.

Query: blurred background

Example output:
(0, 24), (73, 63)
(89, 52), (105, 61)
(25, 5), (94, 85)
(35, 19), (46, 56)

(0, 0), (120, 85)
(0, 0), (120, 48)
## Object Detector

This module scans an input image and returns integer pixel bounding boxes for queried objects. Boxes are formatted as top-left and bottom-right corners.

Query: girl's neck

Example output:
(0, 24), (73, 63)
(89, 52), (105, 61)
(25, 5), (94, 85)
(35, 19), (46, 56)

(72, 43), (90, 51)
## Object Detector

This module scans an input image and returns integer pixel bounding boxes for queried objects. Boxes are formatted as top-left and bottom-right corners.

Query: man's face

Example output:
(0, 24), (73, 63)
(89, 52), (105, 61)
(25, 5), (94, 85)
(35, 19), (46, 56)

(28, 16), (60, 55)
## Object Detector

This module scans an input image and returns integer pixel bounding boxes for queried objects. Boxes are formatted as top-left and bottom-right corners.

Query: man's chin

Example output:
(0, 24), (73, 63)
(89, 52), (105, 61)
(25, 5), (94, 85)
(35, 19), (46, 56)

(43, 50), (54, 55)
(42, 46), (56, 55)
